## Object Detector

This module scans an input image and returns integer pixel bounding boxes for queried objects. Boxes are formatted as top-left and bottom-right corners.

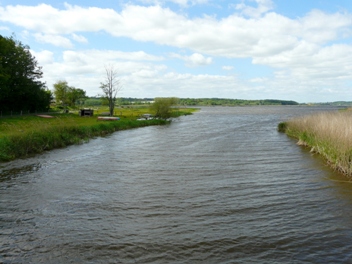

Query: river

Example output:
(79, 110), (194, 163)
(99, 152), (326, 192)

(1, 106), (352, 263)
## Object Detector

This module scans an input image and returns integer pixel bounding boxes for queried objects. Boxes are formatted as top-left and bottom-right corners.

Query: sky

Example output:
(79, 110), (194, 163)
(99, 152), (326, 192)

(1, 0), (352, 102)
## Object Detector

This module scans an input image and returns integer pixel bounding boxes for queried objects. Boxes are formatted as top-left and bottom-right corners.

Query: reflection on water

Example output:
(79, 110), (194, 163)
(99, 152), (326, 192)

(1, 106), (352, 263)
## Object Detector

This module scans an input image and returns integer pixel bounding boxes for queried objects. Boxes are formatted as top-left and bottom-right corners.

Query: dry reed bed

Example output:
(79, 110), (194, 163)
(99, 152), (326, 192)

(282, 111), (352, 177)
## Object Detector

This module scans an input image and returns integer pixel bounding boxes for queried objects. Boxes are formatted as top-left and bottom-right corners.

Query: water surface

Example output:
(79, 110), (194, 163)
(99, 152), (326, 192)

(1, 106), (352, 263)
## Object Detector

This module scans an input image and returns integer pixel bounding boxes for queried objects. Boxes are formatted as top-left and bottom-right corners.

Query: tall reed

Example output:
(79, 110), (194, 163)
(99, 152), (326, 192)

(280, 111), (352, 177)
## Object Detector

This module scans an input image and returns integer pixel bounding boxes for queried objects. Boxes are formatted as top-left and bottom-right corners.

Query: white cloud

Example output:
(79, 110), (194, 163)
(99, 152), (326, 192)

(253, 43), (352, 82)
(169, 0), (208, 7)
(34, 47), (351, 101)
(168, 0), (188, 6)
(222, 66), (234, 71)
(235, 0), (274, 18)
(298, 10), (352, 44)
(34, 48), (242, 99)
(2, 3), (351, 58)
(0, 3), (120, 35)
(32, 49), (166, 95)
(31, 49), (164, 93)
(34, 33), (73, 48)
(31, 50), (54, 64)
(2, 2), (352, 101)
(71, 33), (88, 43)
(250, 77), (268, 83)
(135, 0), (208, 7)
(126, 72), (242, 98)
(187, 53), (212, 66)
(24, 4), (344, 66)
(171, 52), (212, 67)
(0, 26), (9, 31)
(65, 50), (164, 64)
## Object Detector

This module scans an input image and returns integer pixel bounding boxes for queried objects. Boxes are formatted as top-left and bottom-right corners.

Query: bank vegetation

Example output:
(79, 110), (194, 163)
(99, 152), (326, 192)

(0, 106), (195, 162)
(278, 110), (352, 178)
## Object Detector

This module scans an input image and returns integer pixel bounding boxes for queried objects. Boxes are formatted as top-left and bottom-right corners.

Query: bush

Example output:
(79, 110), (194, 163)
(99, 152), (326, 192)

(150, 97), (179, 119)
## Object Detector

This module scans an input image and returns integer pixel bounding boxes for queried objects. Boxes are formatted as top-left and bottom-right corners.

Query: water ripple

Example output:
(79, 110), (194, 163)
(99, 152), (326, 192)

(1, 106), (351, 263)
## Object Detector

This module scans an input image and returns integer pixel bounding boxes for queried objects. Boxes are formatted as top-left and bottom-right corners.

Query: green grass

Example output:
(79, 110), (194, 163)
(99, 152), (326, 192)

(0, 106), (197, 161)
(278, 110), (352, 178)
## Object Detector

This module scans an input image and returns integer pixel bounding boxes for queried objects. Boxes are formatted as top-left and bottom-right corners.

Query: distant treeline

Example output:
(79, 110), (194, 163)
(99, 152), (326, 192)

(307, 101), (352, 106)
(81, 97), (352, 107)
(82, 97), (299, 106)
(178, 98), (299, 106)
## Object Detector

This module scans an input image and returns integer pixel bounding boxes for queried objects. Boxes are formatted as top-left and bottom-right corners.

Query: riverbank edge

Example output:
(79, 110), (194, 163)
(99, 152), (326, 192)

(0, 119), (168, 162)
(278, 122), (352, 178)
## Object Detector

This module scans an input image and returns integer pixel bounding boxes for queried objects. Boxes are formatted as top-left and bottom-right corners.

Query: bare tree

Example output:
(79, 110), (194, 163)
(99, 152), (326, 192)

(100, 65), (122, 116)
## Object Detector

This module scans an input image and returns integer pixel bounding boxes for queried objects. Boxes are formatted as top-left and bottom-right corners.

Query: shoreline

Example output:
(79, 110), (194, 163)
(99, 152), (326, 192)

(0, 107), (197, 162)
(0, 117), (169, 162)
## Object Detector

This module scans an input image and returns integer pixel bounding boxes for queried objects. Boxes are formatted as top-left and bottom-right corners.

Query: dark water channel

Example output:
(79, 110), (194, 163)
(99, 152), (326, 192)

(1, 106), (352, 263)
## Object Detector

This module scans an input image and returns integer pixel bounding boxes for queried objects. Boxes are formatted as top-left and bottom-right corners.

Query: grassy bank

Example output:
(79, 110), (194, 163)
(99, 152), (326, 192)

(0, 107), (196, 162)
(278, 110), (352, 177)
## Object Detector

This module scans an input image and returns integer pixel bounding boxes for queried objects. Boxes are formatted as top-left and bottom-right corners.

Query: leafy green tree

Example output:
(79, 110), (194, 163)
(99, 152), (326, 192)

(53, 80), (70, 111)
(0, 35), (51, 112)
(53, 80), (87, 109)
(150, 97), (179, 119)
(67, 87), (86, 107)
